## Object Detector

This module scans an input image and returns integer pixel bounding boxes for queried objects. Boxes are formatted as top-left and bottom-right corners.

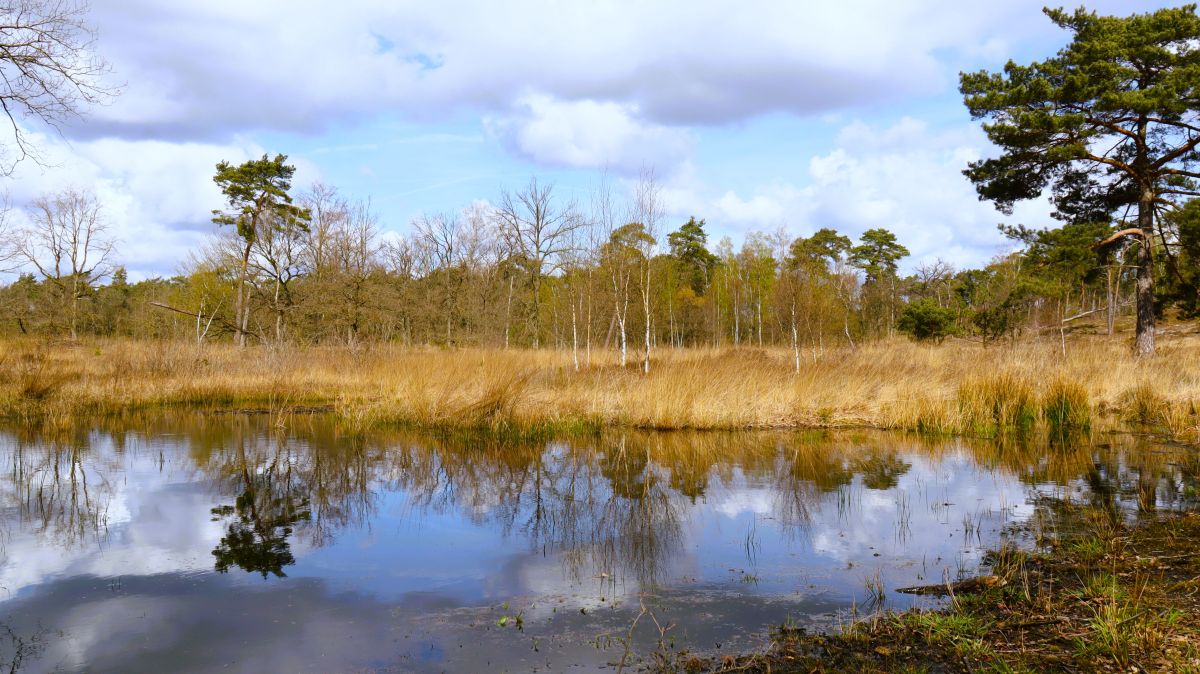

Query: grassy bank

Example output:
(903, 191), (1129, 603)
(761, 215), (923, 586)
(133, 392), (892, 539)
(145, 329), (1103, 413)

(683, 510), (1200, 673)
(0, 336), (1197, 439)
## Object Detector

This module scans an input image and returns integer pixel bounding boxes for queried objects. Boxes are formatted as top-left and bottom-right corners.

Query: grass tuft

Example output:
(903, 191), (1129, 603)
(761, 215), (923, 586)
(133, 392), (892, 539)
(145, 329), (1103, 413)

(1042, 379), (1091, 433)
(958, 372), (1037, 436)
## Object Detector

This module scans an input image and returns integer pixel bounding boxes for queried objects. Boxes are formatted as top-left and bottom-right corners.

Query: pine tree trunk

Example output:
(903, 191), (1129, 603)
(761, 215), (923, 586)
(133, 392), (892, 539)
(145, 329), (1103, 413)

(1134, 186), (1156, 357)
(237, 239), (253, 347)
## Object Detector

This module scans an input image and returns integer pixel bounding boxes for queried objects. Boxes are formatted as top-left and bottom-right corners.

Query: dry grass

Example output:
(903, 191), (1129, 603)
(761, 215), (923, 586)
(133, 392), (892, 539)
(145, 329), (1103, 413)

(1, 335), (1198, 438)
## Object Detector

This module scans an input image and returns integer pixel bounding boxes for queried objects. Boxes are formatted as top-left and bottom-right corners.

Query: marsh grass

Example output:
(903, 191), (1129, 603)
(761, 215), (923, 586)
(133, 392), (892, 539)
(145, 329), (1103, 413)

(1041, 379), (1091, 433)
(958, 372), (1037, 436)
(1, 335), (1198, 440)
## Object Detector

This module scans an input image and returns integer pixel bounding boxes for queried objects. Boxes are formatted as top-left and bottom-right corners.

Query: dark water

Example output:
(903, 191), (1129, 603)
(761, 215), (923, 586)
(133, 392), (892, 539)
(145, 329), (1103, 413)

(1, 414), (1196, 673)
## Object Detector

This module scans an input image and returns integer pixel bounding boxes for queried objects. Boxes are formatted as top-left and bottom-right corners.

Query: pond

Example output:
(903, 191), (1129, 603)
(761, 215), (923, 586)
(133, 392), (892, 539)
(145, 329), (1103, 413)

(1, 414), (1196, 672)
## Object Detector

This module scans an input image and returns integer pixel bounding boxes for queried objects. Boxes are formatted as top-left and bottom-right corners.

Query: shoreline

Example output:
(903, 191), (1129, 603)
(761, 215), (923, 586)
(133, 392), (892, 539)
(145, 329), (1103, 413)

(683, 510), (1200, 673)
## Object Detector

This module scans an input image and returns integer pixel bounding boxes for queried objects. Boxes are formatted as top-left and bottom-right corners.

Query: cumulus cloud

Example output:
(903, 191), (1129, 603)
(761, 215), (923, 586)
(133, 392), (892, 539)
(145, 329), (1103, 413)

(485, 95), (693, 172)
(667, 117), (1055, 270)
(1, 130), (292, 280)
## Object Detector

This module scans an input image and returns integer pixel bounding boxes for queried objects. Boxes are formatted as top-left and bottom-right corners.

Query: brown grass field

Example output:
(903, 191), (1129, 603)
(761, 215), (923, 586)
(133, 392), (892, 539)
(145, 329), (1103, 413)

(0, 335), (1197, 440)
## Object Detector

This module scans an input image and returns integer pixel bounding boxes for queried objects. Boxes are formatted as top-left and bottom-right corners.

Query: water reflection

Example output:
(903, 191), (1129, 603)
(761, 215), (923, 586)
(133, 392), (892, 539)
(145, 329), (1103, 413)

(0, 414), (1196, 673)
(209, 439), (312, 578)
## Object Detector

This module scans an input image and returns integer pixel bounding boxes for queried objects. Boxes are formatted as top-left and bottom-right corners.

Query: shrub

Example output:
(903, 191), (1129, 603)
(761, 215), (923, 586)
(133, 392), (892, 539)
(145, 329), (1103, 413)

(897, 299), (958, 342)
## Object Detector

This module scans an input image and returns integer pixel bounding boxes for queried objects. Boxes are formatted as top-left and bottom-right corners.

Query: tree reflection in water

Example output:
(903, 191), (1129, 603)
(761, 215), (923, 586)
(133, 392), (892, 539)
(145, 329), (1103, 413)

(1, 413), (1198, 588)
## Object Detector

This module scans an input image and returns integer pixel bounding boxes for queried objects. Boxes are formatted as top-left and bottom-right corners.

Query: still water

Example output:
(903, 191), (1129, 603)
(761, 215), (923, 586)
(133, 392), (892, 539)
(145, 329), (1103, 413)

(1, 414), (1195, 672)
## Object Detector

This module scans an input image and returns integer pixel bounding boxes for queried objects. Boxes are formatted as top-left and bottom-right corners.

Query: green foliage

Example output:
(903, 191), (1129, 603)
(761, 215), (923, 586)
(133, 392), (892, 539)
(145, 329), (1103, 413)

(952, 257), (1032, 342)
(961, 4), (1200, 349)
(897, 299), (958, 342)
(789, 227), (851, 272)
(999, 220), (1113, 289)
(960, 5), (1200, 214)
(972, 299), (1023, 342)
(212, 153), (311, 242)
(667, 217), (717, 294)
(849, 228), (908, 283)
(1163, 199), (1200, 316)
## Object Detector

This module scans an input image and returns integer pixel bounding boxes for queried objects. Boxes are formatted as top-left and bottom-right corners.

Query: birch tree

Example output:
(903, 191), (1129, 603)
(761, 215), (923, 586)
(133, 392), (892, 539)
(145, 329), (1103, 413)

(632, 171), (663, 373)
(494, 178), (583, 347)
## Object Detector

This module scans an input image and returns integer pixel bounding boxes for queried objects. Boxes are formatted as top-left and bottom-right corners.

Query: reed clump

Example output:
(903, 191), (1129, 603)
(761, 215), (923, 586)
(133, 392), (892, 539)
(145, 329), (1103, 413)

(0, 334), (1197, 439)
(957, 372), (1037, 436)
(1120, 382), (1169, 426)
(1042, 379), (1092, 433)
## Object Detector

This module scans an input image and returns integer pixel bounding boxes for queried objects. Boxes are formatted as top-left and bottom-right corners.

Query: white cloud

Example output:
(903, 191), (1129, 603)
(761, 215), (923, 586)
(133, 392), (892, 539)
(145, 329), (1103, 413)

(75, 0), (1138, 143)
(485, 95), (694, 173)
(713, 182), (805, 226)
(2, 131), (281, 280)
(0, 0), (1156, 276)
(666, 118), (1055, 269)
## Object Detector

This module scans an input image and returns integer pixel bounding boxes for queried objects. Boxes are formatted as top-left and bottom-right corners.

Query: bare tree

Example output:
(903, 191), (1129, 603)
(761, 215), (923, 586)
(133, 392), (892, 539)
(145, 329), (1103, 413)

(17, 187), (114, 337)
(381, 235), (416, 280)
(249, 211), (308, 342)
(0, 0), (115, 173)
(296, 184), (383, 343)
(413, 211), (461, 344)
(493, 178), (584, 347)
(915, 259), (956, 307)
(632, 169), (663, 374)
(329, 198), (380, 343)
(299, 182), (347, 283)
(591, 173), (626, 363)
(0, 196), (16, 269)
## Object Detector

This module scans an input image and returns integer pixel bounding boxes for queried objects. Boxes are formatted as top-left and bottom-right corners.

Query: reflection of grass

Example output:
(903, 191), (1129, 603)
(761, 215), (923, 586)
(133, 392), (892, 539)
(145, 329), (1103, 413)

(743, 518), (760, 565)
(1, 336), (1198, 442)
(682, 511), (1200, 673)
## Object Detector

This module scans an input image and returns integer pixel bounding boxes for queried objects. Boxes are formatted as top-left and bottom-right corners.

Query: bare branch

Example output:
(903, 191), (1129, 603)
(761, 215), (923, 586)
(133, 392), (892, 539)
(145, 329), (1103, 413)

(0, 0), (117, 174)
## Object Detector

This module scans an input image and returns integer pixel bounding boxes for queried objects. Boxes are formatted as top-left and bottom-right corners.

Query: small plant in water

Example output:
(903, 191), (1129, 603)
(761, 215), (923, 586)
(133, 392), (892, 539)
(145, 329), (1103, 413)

(862, 571), (886, 608)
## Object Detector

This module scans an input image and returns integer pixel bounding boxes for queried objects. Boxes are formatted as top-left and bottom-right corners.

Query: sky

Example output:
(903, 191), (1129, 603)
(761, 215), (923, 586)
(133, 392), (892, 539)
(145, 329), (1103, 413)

(0, 0), (1180, 280)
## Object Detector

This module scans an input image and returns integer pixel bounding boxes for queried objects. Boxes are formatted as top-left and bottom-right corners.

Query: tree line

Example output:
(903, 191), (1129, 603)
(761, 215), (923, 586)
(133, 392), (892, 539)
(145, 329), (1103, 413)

(1, 151), (1192, 367)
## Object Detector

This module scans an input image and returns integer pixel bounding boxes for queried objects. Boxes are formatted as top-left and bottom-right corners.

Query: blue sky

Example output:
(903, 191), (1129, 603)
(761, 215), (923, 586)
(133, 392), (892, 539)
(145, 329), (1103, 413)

(1, 0), (1179, 279)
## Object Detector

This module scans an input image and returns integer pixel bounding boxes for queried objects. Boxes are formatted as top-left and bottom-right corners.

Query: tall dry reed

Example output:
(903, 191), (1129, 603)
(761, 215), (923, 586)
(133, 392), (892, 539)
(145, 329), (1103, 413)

(0, 335), (1197, 439)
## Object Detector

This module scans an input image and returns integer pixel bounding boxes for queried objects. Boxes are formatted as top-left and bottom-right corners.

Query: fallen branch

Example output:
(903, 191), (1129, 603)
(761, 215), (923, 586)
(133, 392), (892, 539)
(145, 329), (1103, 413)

(895, 575), (1007, 596)
(1062, 307), (1107, 323)
(146, 301), (247, 337)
